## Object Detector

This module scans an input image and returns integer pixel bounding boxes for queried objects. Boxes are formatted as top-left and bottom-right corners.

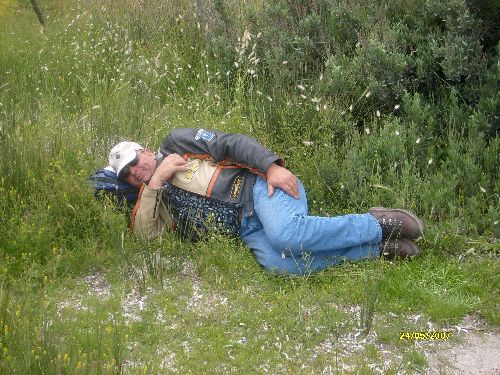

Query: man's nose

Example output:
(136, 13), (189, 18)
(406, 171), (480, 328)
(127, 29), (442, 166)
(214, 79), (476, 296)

(129, 164), (139, 177)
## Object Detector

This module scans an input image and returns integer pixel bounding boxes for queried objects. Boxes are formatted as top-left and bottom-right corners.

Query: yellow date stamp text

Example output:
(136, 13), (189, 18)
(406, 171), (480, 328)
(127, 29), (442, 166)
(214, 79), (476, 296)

(400, 331), (452, 340)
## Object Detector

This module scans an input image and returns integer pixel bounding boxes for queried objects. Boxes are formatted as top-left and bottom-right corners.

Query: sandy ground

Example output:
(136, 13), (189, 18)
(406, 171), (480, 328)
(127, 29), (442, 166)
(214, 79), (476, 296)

(426, 328), (500, 374)
(76, 272), (500, 374)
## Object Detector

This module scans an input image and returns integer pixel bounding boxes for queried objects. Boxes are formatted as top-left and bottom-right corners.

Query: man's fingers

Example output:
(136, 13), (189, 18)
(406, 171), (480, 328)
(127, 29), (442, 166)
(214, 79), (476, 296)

(267, 183), (275, 197)
(161, 155), (188, 168)
(286, 182), (299, 199)
(267, 182), (300, 199)
(165, 153), (187, 164)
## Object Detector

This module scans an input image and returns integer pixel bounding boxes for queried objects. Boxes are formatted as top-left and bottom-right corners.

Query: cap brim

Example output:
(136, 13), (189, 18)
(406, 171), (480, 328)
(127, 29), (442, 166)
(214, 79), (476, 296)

(116, 153), (138, 177)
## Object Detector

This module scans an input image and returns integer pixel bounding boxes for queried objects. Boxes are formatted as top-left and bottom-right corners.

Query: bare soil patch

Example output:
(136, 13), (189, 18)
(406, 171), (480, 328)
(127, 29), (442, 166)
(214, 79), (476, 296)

(426, 327), (500, 374)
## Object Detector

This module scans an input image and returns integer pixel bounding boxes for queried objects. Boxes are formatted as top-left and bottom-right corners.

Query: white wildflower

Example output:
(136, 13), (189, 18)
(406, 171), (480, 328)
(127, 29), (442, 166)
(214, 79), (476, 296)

(365, 91), (371, 98)
(428, 158), (433, 165)
(416, 138), (421, 144)
(297, 84), (305, 91)
(282, 61), (288, 65)
(479, 186), (486, 193)
(365, 128), (370, 135)
(242, 30), (251, 45)
(234, 61), (239, 68)
(394, 104), (400, 110)
(395, 130), (400, 136)
(376, 110), (381, 117)
(349, 104), (353, 111)
(302, 141), (313, 146)
(300, 94), (307, 99)
(323, 104), (327, 110)
(256, 90), (262, 96)
(266, 96), (273, 102)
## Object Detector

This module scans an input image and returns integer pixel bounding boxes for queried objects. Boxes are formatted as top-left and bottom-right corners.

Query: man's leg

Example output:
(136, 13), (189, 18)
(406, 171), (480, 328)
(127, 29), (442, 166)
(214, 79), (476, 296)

(252, 177), (382, 257)
(241, 223), (379, 275)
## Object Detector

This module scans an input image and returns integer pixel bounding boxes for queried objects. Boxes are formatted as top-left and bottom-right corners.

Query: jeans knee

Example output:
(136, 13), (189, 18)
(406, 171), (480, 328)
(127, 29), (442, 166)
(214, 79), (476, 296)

(256, 251), (279, 271)
(264, 218), (303, 250)
(254, 249), (288, 274)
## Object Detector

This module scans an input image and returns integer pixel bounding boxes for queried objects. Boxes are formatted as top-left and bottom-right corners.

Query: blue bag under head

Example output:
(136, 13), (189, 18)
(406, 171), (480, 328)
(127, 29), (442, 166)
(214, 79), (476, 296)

(88, 166), (139, 208)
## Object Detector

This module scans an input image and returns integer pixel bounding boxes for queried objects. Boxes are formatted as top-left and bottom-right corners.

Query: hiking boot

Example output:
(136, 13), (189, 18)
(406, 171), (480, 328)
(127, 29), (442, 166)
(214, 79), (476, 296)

(380, 238), (420, 259)
(369, 207), (424, 242)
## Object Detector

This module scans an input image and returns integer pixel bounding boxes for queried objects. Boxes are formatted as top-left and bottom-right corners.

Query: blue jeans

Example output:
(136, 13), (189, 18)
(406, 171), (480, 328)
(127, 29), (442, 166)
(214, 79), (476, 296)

(240, 177), (382, 275)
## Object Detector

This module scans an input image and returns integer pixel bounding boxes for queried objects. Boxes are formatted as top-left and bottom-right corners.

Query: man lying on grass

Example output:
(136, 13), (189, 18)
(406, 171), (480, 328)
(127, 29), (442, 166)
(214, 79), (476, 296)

(107, 128), (424, 275)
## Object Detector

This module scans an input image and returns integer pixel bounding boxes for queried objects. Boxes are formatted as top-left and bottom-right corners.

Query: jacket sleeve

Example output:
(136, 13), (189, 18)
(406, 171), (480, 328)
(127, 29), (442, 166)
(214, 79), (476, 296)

(130, 184), (175, 240)
(159, 128), (283, 174)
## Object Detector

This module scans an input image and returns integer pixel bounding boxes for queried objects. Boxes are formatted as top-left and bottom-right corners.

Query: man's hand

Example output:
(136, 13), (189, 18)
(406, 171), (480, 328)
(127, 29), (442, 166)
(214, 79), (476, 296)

(265, 163), (299, 199)
(148, 154), (189, 189)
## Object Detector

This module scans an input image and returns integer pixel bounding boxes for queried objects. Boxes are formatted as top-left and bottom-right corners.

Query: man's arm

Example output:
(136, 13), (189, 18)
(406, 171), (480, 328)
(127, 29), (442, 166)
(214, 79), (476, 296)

(160, 128), (299, 198)
(148, 153), (189, 189)
(161, 128), (281, 174)
(130, 185), (175, 239)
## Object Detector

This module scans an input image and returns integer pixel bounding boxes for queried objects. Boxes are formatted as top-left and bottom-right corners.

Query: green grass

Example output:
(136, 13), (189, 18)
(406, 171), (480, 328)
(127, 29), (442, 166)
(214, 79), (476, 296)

(0, 0), (499, 373)
(2, 234), (497, 373)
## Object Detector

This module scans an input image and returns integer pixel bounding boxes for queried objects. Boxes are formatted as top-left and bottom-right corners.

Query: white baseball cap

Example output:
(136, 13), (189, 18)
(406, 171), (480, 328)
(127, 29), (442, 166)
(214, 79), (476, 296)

(108, 141), (144, 176)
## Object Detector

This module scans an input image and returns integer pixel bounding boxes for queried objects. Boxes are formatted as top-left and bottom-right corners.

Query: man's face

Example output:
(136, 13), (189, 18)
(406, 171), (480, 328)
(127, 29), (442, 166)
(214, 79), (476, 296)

(123, 150), (157, 188)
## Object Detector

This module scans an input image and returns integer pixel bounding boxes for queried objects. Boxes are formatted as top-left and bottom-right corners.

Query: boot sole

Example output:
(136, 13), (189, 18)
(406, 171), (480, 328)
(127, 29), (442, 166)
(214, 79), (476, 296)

(382, 238), (421, 259)
(369, 207), (424, 242)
